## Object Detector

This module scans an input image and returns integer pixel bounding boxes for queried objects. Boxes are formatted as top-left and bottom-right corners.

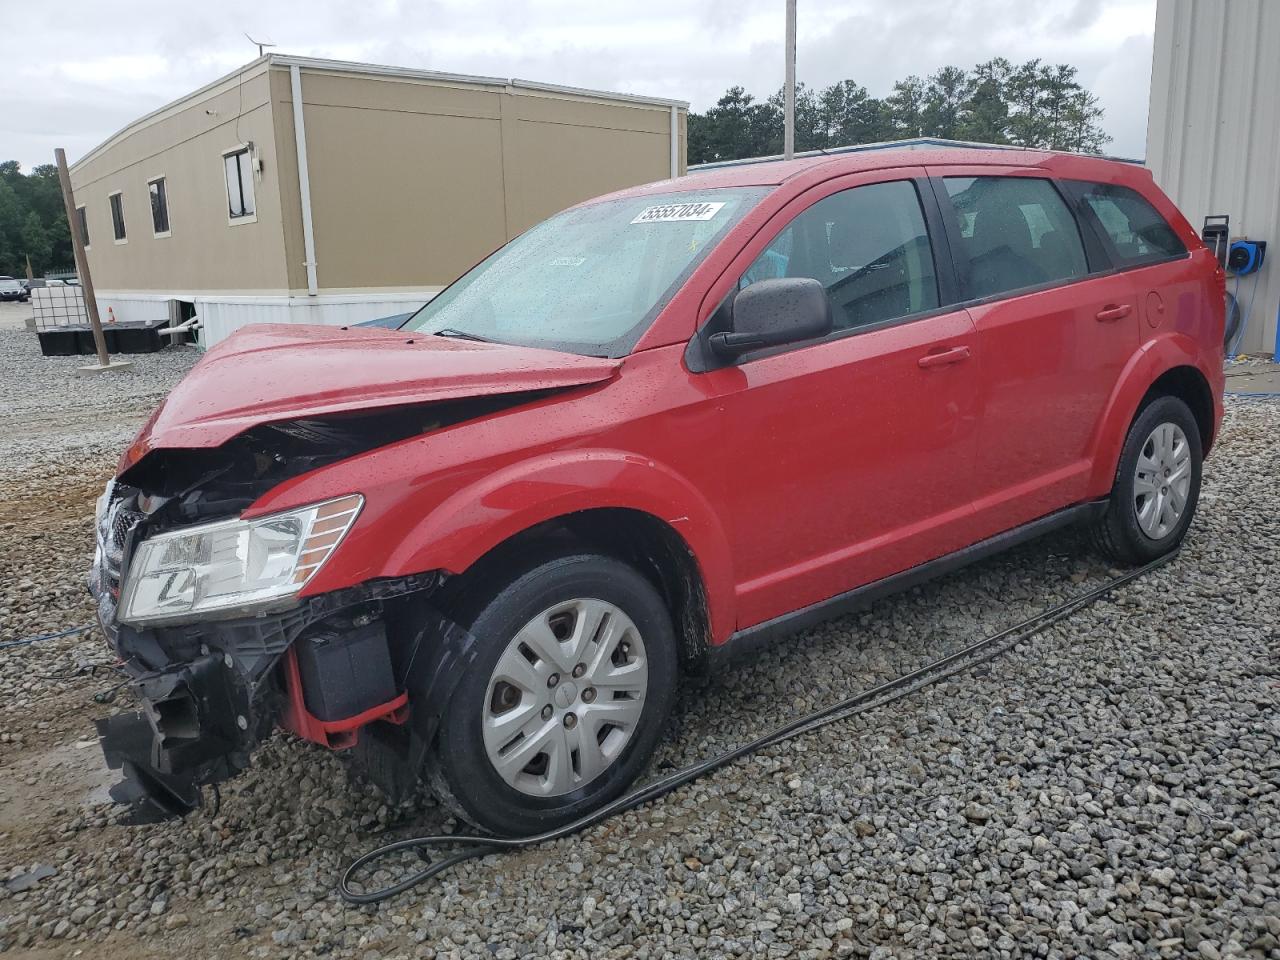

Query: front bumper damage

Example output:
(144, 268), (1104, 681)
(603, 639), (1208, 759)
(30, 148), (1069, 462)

(96, 654), (253, 820)
(89, 489), (472, 822)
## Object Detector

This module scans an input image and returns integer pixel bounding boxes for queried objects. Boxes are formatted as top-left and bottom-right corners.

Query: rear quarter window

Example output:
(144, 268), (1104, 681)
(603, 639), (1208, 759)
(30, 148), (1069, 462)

(1077, 182), (1187, 267)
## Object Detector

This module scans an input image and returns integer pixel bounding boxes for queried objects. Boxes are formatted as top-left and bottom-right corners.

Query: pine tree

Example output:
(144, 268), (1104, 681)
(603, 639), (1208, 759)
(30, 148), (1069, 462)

(922, 66), (971, 139)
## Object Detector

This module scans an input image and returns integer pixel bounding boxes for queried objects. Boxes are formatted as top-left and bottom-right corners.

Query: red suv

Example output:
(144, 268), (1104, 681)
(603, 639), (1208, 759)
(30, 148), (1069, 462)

(90, 146), (1223, 834)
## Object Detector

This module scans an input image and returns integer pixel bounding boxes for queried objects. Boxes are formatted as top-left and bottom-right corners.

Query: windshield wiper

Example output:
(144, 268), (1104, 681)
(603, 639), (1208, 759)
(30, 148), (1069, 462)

(433, 328), (492, 343)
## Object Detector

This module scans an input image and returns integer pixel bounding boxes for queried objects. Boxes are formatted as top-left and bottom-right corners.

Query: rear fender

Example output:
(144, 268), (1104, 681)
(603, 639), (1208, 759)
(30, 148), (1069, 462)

(379, 450), (737, 644)
(1086, 333), (1222, 495)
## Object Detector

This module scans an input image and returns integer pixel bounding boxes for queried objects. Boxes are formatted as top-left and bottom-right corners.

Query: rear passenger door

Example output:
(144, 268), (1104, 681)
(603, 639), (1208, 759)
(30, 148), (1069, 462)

(930, 169), (1138, 536)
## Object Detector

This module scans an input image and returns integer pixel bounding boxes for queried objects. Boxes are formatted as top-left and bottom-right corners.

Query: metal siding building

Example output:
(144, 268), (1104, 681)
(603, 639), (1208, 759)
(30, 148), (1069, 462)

(1147, 0), (1280, 357)
(70, 55), (687, 346)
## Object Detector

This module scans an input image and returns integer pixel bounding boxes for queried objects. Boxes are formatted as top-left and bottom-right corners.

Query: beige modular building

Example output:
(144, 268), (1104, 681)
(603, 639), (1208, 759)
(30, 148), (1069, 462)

(1147, 0), (1280, 358)
(70, 55), (688, 345)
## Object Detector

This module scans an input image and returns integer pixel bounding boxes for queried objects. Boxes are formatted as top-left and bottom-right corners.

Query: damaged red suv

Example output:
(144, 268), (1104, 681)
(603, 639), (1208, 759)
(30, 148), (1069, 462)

(90, 146), (1223, 835)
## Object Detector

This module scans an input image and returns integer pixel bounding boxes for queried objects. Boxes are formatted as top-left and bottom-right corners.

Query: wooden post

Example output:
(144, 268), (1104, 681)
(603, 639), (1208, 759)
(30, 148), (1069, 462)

(24, 254), (33, 282)
(54, 147), (110, 367)
(783, 0), (796, 161)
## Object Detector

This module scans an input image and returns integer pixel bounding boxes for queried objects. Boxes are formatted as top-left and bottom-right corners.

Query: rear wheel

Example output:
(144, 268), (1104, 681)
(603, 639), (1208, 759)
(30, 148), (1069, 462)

(1093, 395), (1202, 564)
(427, 552), (678, 836)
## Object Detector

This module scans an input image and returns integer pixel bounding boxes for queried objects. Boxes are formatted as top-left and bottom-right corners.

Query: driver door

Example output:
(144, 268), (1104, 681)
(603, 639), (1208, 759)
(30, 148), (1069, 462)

(704, 174), (982, 629)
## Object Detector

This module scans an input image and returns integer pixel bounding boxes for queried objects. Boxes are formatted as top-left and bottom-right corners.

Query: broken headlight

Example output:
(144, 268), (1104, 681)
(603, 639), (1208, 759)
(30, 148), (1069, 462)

(118, 495), (363, 625)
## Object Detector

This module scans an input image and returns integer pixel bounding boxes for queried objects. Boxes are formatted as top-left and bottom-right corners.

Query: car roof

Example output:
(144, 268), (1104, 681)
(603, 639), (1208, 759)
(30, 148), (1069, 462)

(593, 142), (1149, 203)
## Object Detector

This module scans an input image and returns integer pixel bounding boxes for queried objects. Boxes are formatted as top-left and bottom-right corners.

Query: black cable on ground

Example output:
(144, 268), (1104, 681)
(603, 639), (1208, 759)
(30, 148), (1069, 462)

(0, 624), (94, 651)
(339, 552), (1176, 905)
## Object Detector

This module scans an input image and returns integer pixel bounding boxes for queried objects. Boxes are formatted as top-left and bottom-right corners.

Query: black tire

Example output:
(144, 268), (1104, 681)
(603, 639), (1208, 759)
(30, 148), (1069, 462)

(427, 552), (678, 836)
(1093, 395), (1203, 564)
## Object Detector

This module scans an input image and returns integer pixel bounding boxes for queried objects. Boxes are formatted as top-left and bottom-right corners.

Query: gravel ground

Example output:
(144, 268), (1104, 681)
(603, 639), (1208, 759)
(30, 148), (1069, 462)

(0, 325), (1277, 959)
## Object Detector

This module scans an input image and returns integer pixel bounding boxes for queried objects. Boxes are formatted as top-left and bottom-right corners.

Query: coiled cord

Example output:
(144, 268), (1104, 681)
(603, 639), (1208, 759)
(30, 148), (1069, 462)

(339, 552), (1176, 904)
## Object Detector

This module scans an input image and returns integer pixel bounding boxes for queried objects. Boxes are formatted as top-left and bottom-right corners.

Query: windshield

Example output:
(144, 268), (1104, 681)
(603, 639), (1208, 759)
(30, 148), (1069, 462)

(401, 187), (768, 357)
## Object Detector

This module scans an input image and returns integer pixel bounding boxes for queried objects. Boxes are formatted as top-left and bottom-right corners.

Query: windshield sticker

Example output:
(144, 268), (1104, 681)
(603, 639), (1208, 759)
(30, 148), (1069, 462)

(549, 256), (586, 266)
(631, 201), (726, 224)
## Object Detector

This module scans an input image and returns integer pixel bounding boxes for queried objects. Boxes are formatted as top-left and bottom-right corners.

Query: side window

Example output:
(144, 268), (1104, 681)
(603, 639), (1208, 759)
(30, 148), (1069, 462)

(108, 192), (126, 242)
(1077, 182), (1187, 266)
(739, 180), (939, 332)
(223, 147), (256, 220)
(944, 176), (1087, 300)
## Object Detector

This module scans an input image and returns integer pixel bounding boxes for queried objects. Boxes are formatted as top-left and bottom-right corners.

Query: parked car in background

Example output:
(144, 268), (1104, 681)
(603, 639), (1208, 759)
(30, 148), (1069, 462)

(89, 146), (1223, 835)
(0, 277), (27, 302)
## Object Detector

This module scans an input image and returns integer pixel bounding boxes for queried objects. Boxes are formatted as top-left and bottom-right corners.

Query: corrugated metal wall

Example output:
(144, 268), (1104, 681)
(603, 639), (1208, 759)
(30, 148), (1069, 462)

(1148, 0), (1280, 357)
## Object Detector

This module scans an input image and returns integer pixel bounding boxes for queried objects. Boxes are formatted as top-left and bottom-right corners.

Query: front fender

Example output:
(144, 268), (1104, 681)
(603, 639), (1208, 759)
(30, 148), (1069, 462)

(304, 448), (737, 645)
(1085, 332), (1223, 496)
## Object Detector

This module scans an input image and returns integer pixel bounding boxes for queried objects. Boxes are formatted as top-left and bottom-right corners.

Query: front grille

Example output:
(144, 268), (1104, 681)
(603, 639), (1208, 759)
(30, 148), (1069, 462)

(93, 485), (145, 623)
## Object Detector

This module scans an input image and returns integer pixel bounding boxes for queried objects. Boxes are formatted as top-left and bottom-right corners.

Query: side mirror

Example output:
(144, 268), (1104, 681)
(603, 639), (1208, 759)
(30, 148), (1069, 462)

(709, 277), (833, 359)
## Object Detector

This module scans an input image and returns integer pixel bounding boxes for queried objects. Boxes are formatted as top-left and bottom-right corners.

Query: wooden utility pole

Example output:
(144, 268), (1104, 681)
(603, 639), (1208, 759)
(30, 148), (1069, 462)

(784, 0), (796, 160)
(54, 147), (111, 368)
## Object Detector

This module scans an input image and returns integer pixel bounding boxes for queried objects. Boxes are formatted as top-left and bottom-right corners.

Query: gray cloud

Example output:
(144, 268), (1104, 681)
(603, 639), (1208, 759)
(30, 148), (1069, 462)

(2, 0), (1155, 170)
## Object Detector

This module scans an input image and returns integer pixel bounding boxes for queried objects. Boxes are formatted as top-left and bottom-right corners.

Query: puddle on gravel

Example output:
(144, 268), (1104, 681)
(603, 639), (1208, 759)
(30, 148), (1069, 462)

(0, 739), (117, 837)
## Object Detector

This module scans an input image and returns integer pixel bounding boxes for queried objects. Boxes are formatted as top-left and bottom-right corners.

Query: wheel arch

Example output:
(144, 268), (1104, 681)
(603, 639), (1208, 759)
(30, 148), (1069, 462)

(435, 506), (716, 673)
(1087, 336), (1221, 494)
(363, 449), (736, 655)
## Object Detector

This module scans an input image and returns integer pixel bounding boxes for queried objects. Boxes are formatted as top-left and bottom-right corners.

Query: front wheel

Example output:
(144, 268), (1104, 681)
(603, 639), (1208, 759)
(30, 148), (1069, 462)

(1093, 395), (1203, 564)
(427, 552), (678, 836)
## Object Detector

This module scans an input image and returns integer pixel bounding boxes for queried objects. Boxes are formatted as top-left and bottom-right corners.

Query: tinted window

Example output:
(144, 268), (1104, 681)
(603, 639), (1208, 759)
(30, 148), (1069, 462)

(109, 193), (126, 241)
(1078, 182), (1186, 266)
(224, 148), (256, 219)
(944, 176), (1087, 300)
(149, 178), (170, 235)
(740, 180), (938, 332)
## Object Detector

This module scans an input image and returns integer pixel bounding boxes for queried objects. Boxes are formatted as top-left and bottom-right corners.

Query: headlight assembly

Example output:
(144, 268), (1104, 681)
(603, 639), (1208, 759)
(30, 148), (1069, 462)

(118, 495), (363, 625)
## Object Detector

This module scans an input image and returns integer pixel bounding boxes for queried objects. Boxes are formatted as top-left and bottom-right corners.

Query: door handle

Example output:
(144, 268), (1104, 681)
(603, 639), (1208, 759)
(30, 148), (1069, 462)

(1095, 303), (1133, 322)
(917, 345), (971, 369)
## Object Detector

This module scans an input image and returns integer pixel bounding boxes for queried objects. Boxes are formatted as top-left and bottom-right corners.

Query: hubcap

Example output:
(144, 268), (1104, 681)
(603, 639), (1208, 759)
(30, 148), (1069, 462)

(482, 598), (648, 797)
(1133, 421), (1191, 540)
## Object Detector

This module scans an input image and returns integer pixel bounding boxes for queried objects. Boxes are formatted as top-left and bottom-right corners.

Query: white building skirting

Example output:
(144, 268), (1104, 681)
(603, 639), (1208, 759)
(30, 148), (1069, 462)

(95, 291), (438, 347)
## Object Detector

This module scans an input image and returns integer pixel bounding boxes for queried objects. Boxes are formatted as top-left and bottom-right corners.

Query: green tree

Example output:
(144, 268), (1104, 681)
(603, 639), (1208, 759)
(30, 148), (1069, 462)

(959, 59), (1013, 143)
(689, 86), (781, 163)
(0, 161), (73, 277)
(885, 76), (927, 139)
(20, 211), (52, 274)
(921, 66), (971, 139)
(766, 82), (826, 152)
(818, 80), (892, 145)
(686, 58), (1109, 163)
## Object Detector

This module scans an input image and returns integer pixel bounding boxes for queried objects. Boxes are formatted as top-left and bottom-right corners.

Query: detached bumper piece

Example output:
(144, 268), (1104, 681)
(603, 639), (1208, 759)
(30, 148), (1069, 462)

(96, 654), (254, 823)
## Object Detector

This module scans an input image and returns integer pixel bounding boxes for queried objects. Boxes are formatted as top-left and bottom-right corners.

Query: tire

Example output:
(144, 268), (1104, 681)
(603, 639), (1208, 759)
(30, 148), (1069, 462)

(427, 552), (678, 836)
(1093, 395), (1203, 565)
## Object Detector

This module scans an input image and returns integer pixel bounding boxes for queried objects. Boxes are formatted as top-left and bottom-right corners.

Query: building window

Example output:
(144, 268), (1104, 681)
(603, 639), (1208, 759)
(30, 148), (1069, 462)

(76, 205), (89, 248)
(223, 147), (256, 221)
(148, 177), (171, 236)
(109, 192), (127, 242)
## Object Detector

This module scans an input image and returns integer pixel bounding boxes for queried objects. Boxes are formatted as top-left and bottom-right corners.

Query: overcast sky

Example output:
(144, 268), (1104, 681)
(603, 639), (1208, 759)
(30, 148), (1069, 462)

(3, 0), (1157, 171)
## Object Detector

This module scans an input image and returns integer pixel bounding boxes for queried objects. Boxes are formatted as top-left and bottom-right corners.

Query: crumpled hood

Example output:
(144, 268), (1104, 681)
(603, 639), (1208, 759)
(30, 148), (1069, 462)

(119, 323), (619, 470)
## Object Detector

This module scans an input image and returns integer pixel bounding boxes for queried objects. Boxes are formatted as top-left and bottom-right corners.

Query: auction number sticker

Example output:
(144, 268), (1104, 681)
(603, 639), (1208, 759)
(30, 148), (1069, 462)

(631, 201), (726, 224)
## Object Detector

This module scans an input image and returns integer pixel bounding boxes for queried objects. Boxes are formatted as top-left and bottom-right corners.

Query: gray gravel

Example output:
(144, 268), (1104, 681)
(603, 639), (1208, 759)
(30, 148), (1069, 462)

(1, 324), (1277, 959)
